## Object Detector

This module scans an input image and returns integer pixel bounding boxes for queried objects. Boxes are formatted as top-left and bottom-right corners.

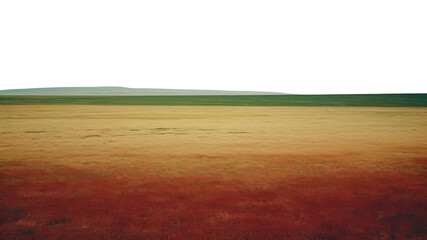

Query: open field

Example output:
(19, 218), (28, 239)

(1, 94), (427, 106)
(1, 105), (426, 239)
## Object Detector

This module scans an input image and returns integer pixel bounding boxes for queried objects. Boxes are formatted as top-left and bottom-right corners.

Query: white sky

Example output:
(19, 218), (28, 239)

(0, 1), (426, 94)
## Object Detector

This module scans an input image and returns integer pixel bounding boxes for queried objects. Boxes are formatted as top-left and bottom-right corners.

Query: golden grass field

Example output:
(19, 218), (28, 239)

(1, 105), (426, 239)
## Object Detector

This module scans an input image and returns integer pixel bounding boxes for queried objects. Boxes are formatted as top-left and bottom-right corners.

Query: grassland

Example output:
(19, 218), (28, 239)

(0, 94), (426, 106)
(1, 105), (426, 239)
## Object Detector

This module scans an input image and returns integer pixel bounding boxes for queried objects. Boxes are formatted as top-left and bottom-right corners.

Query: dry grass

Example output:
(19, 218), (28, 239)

(1, 105), (426, 239)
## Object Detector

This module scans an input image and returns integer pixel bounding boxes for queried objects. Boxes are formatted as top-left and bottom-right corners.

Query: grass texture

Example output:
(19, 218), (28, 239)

(1, 106), (426, 239)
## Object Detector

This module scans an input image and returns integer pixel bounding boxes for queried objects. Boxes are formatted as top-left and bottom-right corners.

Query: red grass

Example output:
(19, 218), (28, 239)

(1, 106), (426, 239)
(1, 161), (426, 240)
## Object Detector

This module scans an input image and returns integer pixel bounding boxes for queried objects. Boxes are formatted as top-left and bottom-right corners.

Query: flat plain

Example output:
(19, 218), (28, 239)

(1, 105), (426, 239)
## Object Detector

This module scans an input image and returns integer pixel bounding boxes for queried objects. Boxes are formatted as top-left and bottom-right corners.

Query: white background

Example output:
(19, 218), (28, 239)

(1, 0), (426, 94)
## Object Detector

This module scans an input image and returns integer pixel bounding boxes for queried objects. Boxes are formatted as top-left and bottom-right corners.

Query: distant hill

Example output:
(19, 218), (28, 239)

(0, 87), (285, 96)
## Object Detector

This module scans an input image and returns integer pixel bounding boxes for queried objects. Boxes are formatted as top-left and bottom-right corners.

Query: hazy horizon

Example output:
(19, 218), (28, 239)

(0, 86), (286, 96)
(1, 86), (426, 95)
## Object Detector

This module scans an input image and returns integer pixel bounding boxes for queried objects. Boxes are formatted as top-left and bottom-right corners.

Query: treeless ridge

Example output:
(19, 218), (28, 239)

(1, 106), (426, 239)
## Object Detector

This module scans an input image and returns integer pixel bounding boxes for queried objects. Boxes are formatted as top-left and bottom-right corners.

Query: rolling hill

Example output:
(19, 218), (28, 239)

(0, 87), (285, 96)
